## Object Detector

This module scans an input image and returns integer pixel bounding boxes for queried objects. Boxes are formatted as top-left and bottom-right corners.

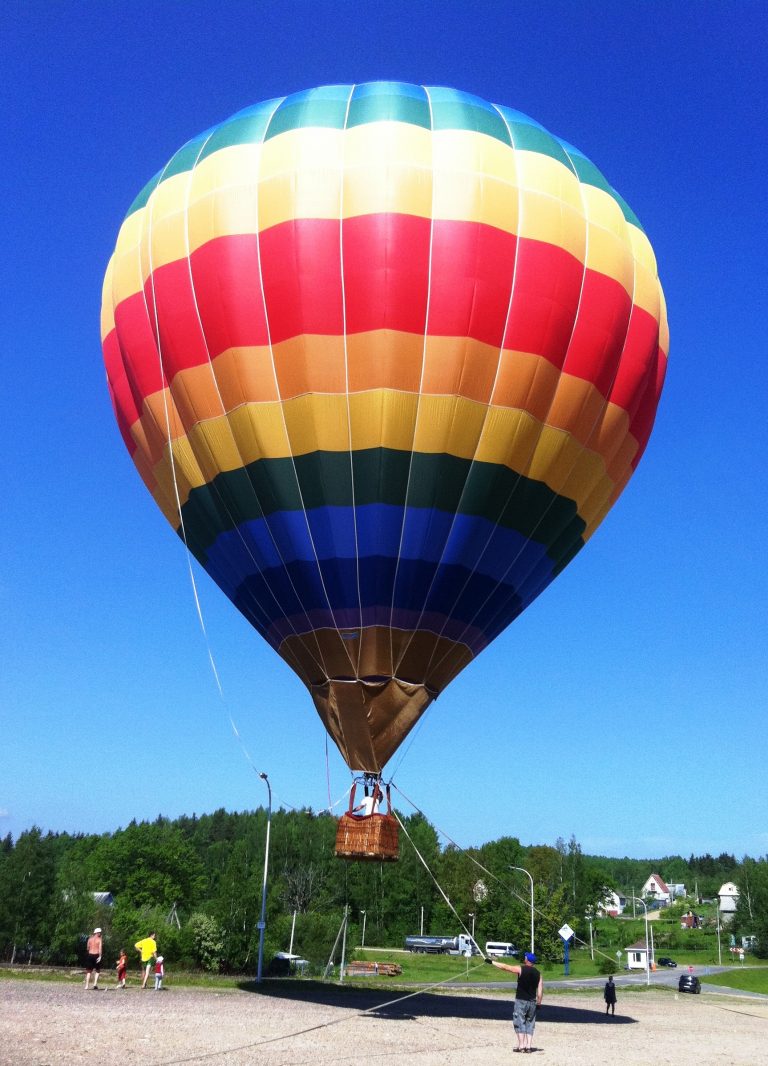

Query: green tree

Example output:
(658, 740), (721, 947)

(89, 822), (206, 911)
(187, 912), (225, 971)
(0, 828), (57, 961)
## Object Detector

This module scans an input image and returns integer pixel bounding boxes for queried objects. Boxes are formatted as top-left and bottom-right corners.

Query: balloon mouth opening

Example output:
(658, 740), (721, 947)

(310, 676), (435, 773)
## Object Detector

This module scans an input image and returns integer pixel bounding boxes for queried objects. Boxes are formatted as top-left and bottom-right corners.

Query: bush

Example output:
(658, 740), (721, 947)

(598, 957), (618, 975)
(187, 912), (224, 971)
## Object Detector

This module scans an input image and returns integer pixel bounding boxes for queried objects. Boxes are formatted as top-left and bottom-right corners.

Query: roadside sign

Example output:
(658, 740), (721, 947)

(559, 923), (574, 942)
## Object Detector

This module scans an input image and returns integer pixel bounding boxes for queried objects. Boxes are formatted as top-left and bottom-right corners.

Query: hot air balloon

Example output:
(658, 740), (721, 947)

(101, 83), (667, 858)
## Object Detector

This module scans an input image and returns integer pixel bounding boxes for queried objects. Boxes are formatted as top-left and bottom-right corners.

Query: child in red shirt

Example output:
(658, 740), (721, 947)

(116, 949), (128, 988)
(154, 955), (165, 990)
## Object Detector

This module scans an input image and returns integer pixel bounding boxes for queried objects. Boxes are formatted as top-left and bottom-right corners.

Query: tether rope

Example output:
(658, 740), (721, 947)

(392, 781), (621, 968)
(155, 959), (490, 1066)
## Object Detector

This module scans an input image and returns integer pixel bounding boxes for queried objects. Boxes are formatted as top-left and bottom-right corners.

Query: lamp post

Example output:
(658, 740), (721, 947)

(361, 910), (367, 949)
(716, 903), (722, 966)
(630, 896), (650, 986)
(468, 912), (476, 940)
(510, 866), (535, 956)
(256, 771), (272, 984)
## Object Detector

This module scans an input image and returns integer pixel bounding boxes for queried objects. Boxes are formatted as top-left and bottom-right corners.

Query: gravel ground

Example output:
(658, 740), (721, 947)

(2, 978), (767, 1066)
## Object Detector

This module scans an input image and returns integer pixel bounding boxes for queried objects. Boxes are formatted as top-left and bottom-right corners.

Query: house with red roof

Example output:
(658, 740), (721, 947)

(641, 873), (670, 904)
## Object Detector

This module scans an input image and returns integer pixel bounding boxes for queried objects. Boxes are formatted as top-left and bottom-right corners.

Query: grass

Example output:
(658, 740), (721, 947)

(0, 965), (246, 990)
(700, 967), (768, 994)
(4, 952), (765, 995)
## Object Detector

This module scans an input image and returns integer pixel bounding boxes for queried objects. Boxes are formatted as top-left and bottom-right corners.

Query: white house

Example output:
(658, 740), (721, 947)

(598, 890), (627, 917)
(667, 883), (687, 899)
(641, 873), (670, 904)
(718, 882), (739, 922)
(625, 939), (653, 970)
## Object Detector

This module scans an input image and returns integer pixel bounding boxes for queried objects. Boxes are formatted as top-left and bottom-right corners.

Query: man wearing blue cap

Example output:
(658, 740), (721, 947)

(487, 951), (543, 1053)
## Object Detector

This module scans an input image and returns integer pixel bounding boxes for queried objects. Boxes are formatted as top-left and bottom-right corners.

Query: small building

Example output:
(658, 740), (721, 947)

(718, 882), (739, 922)
(667, 883), (687, 899)
(625, 939), (653, 970)
(92, 892), (115, 907)
(641, 873), (670, 904)
(598, 890), (627, 917)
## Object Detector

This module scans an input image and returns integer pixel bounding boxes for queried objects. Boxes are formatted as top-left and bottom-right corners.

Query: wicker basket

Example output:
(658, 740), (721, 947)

(334, 782), (399, 861)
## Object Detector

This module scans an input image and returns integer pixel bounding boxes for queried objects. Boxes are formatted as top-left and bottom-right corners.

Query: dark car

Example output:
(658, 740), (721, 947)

(678, 973), (701, 994)
(658, 957), (678, 968)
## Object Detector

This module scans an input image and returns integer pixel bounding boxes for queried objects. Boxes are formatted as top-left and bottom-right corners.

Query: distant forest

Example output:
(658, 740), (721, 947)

(2, 808), (767, 971)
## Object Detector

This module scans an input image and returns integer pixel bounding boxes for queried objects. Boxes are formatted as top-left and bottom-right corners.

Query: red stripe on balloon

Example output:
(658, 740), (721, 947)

(562, 270), (634, 397)
(110, 216), (657, 413)
(102, 328), (140, 457)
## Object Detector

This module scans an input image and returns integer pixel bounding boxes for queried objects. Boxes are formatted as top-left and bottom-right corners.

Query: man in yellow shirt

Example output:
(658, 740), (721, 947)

(134, 932), (157, 989)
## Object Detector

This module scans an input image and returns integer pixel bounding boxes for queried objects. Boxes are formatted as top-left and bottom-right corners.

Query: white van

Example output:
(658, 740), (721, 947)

(485, 941), (518, 957)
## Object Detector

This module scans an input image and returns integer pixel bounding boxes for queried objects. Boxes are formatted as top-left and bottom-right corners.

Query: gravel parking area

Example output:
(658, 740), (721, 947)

(2, 978), (767, 1066)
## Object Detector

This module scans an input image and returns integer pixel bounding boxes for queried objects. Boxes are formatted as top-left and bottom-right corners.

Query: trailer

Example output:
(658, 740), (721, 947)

(404, 934), (478, 955)
(404, 935), (456, 954)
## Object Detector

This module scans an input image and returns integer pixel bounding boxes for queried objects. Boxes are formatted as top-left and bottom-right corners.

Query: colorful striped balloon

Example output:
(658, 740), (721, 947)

(101, 82), (668, 773)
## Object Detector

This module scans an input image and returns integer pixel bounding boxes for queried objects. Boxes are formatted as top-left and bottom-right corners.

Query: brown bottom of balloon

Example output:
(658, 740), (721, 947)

(310, 677), (434, 773)
(334, 812), (399, 862)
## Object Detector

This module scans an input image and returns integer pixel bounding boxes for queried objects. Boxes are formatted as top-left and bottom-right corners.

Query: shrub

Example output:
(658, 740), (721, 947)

(187, 912), (224, 972)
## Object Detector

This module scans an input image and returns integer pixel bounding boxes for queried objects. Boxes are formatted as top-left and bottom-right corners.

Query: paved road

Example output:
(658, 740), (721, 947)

(449, 965), (768, 1000)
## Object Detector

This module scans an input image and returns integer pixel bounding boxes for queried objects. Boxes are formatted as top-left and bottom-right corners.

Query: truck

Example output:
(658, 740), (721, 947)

(404, 934), (478, 955)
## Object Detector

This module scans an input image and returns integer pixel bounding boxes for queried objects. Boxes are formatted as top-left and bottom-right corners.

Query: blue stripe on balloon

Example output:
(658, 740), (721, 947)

(203, 550), (556, 650)
(203, 504), (552, 578)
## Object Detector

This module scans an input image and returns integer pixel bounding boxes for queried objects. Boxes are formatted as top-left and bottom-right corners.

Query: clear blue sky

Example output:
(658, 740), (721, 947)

(2, 1), (766, 860)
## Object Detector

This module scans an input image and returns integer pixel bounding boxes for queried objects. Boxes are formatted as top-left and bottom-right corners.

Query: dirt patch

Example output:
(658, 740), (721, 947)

(2, 978), (766, 1065)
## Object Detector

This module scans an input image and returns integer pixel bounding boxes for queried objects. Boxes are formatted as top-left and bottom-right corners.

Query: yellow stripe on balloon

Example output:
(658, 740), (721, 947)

(101, 258), (116, 339)
(631, 259), (662, 318)
(134, 384), (632, 525)
(516, 188), (586, 262)
(513, 149), (584, 208)
(584, 219), (635, 293)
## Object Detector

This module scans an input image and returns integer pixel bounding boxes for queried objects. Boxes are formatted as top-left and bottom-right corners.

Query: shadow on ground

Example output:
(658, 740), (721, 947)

(236, 980), (637, 1025)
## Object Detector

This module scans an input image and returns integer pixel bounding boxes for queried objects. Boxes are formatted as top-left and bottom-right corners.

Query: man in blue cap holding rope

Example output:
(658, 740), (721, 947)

(487, 951), (543, 1053)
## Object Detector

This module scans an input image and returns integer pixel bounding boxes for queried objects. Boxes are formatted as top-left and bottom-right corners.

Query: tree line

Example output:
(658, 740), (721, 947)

(1, 808), (764, 973)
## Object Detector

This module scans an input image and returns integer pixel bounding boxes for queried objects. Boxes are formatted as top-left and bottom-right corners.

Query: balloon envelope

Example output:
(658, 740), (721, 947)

(101, 82), (668, 773)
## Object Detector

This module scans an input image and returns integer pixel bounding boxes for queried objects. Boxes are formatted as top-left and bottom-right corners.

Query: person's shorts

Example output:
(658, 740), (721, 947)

(86, 953), (101, 973)
(513, 998), (537, 1034)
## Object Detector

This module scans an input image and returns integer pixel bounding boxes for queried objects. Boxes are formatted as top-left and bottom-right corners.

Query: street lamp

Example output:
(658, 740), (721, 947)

(256, 771), (272, 984)
(716, 903), (722, 966)
(630, 896), (650, 986)
(361, 910), (367, 949)
(468, 912), (476, 939)
(509, 866), (535, 956)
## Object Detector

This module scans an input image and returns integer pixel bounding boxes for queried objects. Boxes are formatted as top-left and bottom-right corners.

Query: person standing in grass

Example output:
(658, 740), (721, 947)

(116, 948), (128, 988)
(154, 955), (165, 990)
(134, 932), (157, 989)
(488, 951), (543, 1053)
(604, 974), (618, 1015)
(84, 927), (103, 990)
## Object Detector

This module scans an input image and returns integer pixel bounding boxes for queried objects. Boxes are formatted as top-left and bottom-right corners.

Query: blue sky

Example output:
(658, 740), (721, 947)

(2, 1), (766, 860)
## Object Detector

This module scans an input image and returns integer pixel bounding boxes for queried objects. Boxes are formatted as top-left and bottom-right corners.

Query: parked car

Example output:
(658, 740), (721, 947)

(658, 957), (677, 968)
(678, 974), (701, 994)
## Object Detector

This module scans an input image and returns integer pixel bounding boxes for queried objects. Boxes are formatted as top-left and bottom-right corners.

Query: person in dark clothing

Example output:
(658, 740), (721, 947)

(488, 951), (543, 1052)
(604, 974), (617, 1015)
